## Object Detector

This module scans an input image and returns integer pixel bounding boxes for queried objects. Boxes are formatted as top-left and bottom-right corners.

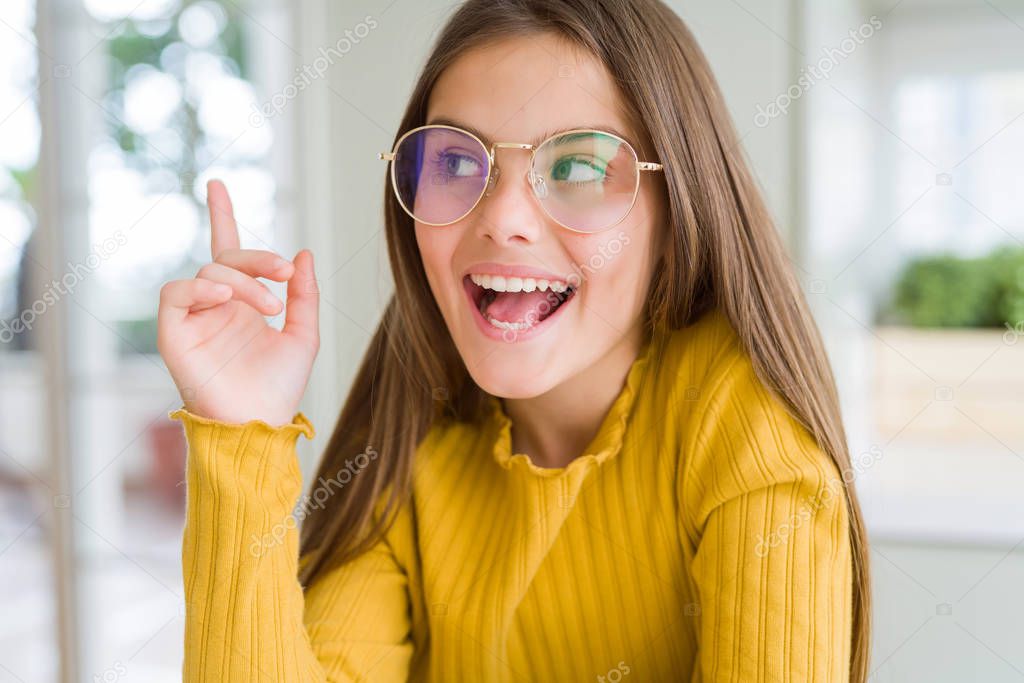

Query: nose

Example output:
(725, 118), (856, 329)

(473, 148), (545, 245)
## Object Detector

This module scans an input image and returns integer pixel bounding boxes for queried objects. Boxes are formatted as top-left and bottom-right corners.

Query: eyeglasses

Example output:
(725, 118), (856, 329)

(378, 124), (663, 234)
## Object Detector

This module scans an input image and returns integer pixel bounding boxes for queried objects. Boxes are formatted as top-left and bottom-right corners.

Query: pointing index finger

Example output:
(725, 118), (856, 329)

(207, 179), (241, 259)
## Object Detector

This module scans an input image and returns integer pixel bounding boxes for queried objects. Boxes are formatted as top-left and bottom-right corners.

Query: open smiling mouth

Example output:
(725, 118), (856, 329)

(463, 273), (578, 335)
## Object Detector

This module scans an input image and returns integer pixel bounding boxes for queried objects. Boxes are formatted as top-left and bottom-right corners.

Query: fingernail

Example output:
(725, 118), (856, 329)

(263, 294), (279, 310)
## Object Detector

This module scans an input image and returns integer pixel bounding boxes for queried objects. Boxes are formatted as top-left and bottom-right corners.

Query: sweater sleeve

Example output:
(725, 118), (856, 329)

(170, 407), (413, 682)
(677, 344), (853, 683)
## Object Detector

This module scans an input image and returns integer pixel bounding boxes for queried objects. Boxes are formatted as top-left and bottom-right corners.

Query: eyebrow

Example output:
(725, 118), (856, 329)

(425, 116), (634, 146)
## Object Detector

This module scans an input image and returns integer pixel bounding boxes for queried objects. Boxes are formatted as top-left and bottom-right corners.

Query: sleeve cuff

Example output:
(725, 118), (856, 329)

(168, 406), (316, 498)
(168, 406), (316, 440)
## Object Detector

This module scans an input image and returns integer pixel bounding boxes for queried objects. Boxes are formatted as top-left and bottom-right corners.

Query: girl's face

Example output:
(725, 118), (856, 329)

(417, 33), (662, 398)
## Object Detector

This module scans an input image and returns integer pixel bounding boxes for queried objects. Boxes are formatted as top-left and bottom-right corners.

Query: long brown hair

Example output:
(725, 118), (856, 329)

(298, 1), (870, 678)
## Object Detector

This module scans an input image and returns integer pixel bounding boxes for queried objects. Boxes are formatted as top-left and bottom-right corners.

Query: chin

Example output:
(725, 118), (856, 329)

(463, 356), (564, 399)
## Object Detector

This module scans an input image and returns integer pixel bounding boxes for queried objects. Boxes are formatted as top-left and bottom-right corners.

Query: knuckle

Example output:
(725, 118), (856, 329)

(215, 248), (246, 265)
(158, 280), (176, 304)
(258, 251), (283, 270)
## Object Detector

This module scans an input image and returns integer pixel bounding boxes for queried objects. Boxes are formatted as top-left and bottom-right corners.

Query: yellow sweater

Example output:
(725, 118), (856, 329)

(170, 308), (852, 682)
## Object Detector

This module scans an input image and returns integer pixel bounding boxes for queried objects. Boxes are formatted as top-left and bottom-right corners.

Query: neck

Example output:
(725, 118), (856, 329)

(501, 324), (644, 469)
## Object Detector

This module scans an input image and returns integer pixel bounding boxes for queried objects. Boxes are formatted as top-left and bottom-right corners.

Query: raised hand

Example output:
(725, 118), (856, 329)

(157, 179), (319, 426)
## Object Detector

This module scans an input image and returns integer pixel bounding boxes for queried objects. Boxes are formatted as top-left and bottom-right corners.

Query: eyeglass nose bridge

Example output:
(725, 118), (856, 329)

(485, 142), (535, 197)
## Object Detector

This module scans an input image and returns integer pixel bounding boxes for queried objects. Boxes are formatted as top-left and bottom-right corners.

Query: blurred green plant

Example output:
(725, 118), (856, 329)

(886, 246), (1024, 328)
(116, 318), (159, 355)
(994, 247), (1024, 326)
(106, 3), (247, 180)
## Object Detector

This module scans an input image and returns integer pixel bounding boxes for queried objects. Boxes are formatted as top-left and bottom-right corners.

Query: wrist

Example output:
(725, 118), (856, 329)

(180, 402), (299, 429)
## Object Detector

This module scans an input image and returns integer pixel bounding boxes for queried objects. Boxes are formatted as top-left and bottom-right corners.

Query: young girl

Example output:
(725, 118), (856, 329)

(158, 1), (870, 680)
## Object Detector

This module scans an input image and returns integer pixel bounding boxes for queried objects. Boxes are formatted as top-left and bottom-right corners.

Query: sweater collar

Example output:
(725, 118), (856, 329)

(487, 331), (657, 477)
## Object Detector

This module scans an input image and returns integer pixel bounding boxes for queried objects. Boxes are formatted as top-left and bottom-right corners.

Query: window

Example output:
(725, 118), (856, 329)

(0, 1), (297, 680)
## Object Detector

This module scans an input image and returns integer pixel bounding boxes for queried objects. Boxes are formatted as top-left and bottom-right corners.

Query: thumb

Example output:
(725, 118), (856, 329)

(283, 249), (319, 348)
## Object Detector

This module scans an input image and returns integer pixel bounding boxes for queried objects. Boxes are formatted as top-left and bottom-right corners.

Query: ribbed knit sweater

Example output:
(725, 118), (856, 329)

(170, 307), (853, 682)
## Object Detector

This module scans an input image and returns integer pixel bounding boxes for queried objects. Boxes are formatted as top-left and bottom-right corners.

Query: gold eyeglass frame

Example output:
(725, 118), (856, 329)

(377, 123), (664, 234)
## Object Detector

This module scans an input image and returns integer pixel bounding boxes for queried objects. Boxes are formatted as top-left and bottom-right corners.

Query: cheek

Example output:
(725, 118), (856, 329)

(415, 224), (449, 275)
(414, 223), (465, 308)
(595, 242), (647, 313)
(414, 225), (446, 301)
(569, 221), (656, 320)
(612, 194), (660, 306)
(636, 184), (666, 266)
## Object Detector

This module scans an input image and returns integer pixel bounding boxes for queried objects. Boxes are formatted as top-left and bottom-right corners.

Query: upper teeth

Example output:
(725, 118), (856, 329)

(469, 273), (569, 293)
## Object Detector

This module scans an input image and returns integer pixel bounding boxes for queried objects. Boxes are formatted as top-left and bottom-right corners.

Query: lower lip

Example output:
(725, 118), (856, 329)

(462, 276), (576, 343)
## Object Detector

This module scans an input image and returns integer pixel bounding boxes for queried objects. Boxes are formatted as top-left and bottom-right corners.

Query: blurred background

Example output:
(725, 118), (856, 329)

(0, 0), (1021, 681)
